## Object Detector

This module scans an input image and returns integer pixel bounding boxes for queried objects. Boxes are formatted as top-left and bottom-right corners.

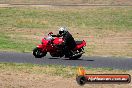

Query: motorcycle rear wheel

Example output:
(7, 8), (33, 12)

(33, 47), (47, 58)
(69, 54), (82, 60)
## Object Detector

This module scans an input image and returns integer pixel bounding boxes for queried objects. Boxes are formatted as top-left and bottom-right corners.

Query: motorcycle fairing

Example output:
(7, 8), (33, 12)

(75, 40), (86, 49)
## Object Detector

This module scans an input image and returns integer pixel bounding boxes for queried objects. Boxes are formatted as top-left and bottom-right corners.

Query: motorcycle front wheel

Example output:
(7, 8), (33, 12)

(33, 47), (47, 58)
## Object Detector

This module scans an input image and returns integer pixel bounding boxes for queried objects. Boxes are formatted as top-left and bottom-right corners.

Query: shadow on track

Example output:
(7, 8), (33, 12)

(48, 57), (60, 59)
(48, 57), (94, 62)
(62, 58), (94, 61)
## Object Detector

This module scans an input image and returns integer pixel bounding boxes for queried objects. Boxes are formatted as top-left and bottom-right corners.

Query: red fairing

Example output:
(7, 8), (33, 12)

(76, 40), (86, 49)
(42, 38), (49, 45)
(37, 44), (43, 48)
(53, 38), (64, 45)
(37, 38), (49, 51)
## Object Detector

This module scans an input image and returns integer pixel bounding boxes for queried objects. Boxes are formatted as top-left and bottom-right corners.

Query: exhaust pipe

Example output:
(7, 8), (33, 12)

(72, 52), (85, 57)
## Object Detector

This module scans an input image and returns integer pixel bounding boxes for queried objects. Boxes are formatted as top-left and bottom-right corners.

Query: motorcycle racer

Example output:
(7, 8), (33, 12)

(58, 27), (76, 58)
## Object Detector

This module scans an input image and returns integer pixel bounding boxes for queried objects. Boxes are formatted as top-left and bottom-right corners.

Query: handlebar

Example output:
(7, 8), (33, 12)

(51, 34), (62, 37)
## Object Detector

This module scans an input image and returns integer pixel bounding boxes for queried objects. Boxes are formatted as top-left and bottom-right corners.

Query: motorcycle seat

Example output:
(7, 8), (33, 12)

(75, 41), (83, 45)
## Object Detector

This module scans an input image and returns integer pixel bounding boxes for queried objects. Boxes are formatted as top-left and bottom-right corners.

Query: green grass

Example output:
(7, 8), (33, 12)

(0, 32), (35, 52)
(0, 7), (131, 30)
(0, 62), (127, 78)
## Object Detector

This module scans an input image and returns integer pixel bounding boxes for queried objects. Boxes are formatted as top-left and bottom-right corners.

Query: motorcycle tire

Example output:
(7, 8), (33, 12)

(33, 47), (47, 58)
(69, 54), (82, 60)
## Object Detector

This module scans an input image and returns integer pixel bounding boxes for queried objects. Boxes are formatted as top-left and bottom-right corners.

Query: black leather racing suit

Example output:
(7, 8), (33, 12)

(62, 31), (76, 57)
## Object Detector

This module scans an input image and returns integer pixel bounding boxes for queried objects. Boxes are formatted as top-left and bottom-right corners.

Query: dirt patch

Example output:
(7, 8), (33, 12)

(0, 71), (132, 88)
(0, 4), (12, 7)
(90, 30), (132, 57)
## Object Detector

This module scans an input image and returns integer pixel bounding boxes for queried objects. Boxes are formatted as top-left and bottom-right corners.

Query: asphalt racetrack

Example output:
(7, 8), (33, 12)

(0, 52), (132, 70)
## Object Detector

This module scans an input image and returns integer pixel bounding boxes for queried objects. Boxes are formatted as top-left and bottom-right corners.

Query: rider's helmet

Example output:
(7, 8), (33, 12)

(59, 27), (67, 36)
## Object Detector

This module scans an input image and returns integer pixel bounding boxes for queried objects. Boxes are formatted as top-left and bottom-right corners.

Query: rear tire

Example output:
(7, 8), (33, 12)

(69, 48), (84, 60)
(33, 47), (47, 58)
(69, 54), (82, 60)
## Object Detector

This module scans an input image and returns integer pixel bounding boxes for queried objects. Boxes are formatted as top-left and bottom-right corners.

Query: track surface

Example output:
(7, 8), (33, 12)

(0, 52), (132, 70)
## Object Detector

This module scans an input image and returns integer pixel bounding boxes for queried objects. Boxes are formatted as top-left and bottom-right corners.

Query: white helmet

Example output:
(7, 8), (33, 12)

(59, 27), (67, 35)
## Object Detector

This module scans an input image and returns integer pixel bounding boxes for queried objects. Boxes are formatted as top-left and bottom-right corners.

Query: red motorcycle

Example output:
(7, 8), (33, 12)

(33, 32), (86, 60)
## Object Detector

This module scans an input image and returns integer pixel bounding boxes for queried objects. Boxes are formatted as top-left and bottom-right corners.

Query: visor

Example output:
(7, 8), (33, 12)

(59, 31), (64, 35)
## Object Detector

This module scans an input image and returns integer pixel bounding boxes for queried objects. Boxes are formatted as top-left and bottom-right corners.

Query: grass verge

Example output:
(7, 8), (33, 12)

(0, 62), (130, 78)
